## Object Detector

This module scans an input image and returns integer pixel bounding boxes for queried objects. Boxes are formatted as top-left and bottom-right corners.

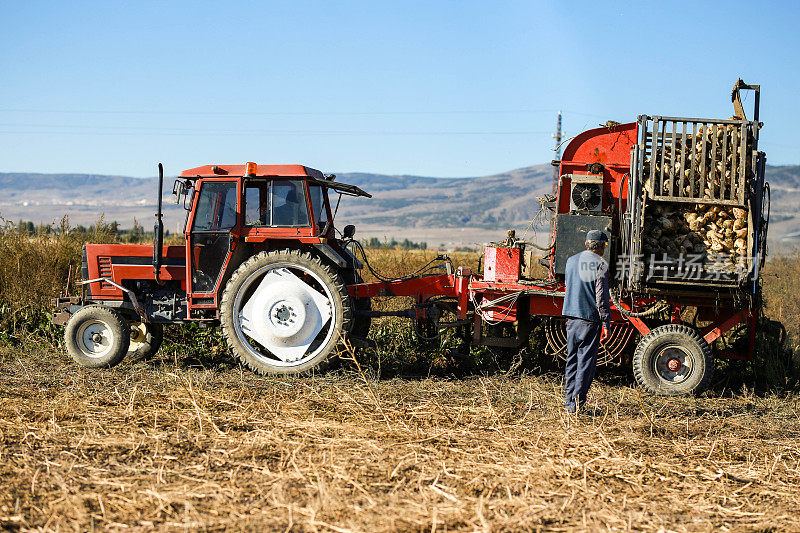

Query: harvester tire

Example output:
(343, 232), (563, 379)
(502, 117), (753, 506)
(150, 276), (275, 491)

(633, 324), (713, 396)
(64, 306), (130, 368)
(220, 249), (353, 375)
(127, 322), (164, 363)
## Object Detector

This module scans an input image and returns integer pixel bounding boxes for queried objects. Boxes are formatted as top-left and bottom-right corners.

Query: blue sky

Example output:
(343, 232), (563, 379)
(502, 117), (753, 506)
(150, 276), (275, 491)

(1, 0), (798, 178)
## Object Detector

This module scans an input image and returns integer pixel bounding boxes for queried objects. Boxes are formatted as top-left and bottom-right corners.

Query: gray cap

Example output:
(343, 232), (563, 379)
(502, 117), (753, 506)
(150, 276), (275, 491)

(586, 230), (609, 242)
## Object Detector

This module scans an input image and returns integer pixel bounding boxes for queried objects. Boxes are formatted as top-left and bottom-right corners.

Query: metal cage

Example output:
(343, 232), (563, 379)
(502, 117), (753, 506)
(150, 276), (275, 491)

(621, 114), (767, 292)
(639, 115), (759, 206)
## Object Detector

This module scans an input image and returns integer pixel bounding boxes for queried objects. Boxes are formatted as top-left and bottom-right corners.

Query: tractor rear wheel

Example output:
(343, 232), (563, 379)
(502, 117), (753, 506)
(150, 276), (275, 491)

(347, 270), (372, 340)
(127, 321), (164, 362)
(633, 324), (713, 396)
(220, 249), (353, 375)
(64, 306), (130, 368)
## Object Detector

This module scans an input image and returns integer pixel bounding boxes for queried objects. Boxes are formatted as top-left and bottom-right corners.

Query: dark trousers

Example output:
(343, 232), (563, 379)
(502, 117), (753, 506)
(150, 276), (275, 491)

(564, 318), (601, 411)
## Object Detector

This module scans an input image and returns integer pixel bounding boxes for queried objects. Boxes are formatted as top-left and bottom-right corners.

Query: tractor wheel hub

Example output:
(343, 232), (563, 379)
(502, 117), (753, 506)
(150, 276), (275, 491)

(238, 267), (332, 362)
(266, 298), (306, 338)
(77, 320), (115, 358)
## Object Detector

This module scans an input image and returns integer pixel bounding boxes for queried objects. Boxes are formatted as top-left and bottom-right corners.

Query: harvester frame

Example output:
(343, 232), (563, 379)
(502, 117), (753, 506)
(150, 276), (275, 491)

(53, 80), (770, 396)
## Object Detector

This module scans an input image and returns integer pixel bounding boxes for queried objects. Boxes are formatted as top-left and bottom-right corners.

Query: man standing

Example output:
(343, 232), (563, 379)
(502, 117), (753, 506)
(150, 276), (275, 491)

(561, 230), (611, 413)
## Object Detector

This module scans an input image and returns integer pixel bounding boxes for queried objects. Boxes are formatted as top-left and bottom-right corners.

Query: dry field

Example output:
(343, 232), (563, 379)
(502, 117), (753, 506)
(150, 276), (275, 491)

(1, 343), (800, 532)
(0, 225), (799, 531)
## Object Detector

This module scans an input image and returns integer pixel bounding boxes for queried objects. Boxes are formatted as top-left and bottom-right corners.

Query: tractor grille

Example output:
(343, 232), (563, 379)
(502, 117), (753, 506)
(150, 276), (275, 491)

(98, 256), (113, 289)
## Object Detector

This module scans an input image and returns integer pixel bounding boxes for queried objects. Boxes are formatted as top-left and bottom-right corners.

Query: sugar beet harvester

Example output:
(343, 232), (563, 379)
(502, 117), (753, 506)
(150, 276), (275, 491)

(54, 80), (770, 396)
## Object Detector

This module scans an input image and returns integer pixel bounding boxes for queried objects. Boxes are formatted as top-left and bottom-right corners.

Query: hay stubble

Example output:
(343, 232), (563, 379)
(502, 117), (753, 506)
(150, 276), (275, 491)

(1, 346), (799, 531)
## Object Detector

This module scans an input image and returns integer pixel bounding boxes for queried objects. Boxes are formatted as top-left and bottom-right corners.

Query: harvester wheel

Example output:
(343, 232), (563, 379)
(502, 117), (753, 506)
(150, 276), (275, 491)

(633, 324), (713, 396)
(64, 306), (130, 368)
(220, 249), (353, 375)
(127, 321), (164, 362)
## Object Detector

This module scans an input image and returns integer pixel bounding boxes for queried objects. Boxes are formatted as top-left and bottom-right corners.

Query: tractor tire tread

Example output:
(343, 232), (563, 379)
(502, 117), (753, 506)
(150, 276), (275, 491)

(346, 270), (372, 340)
(64, 305), (131, 368)
(220, 248), (353, 376)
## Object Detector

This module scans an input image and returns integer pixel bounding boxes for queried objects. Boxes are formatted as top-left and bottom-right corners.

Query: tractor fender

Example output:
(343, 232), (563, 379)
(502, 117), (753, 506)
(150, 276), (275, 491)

(339, 245), (363, 270)
(313, 243), (348, 268)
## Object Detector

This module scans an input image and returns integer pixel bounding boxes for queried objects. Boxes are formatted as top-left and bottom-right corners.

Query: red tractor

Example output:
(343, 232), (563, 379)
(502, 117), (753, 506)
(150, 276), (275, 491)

(55, 162), (372, 375)
(54, 80), (771, 396)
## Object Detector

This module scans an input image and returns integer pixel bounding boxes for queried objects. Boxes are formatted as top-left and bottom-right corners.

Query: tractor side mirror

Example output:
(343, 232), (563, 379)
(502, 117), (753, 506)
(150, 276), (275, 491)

(172, 179), (193, 210)
(342, 224), (356, 239)
(172, 179), (186, 199)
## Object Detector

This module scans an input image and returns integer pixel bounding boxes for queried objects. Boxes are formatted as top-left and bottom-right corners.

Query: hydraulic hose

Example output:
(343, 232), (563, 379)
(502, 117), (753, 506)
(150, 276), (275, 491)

(346, 239), (447, 283)
(610, 288), (667, 318)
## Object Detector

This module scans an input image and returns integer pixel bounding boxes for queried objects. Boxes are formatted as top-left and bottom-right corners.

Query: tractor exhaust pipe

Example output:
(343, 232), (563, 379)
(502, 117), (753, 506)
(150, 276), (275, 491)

(153, 163), (165, 285)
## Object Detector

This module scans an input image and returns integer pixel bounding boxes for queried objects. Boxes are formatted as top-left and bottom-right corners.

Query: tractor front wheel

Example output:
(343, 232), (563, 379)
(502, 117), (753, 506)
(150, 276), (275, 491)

(220, 249), (353, 375)
(633, 324), (713, 396)
(127, 321), (164, 362)
(64, 306), (130, 368)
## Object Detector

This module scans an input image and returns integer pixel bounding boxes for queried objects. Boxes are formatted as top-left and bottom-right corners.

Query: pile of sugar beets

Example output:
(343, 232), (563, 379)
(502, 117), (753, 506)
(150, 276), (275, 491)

(642, 123), (752, 269)
(641, 204), (748, 261)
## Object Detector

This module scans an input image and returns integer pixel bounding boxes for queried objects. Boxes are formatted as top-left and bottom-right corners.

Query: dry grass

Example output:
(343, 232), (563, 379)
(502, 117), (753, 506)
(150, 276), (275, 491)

(2, 344), (800, 531)
(762, 251), (800, 350)
(1, 225), (800, 530)
(0, 217), (114, 342)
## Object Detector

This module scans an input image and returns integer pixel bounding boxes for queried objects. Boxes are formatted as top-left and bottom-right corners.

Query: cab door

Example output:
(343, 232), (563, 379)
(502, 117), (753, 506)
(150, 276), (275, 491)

(187, 180), (238, 300)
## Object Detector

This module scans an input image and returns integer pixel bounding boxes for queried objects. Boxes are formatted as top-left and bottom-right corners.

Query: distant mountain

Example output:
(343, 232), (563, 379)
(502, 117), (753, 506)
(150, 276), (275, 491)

(336, 165), (552, 229)
(0, 164), (798, 249)
(762, 166), (800, 248)
(0, 172), (158, 211)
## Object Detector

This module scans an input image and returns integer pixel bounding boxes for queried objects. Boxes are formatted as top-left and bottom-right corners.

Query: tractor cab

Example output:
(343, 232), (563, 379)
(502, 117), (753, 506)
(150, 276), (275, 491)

(170, 163), (370, 317)
(174, 163), (357, 238)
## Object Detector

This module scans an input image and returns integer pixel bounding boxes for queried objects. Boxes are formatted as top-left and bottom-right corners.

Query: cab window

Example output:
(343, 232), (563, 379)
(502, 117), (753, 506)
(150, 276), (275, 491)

(243, 179), (309, 227)
(308, 184), (329, 229)
(192, 181), (237, 231)
(244, 184), (270, 226)
(272, 180), (309, 226)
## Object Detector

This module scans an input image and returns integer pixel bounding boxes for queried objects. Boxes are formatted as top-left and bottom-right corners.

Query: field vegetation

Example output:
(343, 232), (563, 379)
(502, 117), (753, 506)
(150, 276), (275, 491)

(0, 218), (799, 530)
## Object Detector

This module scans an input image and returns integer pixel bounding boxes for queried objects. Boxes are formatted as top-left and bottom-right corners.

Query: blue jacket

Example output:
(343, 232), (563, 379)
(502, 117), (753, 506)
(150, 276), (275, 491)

(562, 250), (611, 326)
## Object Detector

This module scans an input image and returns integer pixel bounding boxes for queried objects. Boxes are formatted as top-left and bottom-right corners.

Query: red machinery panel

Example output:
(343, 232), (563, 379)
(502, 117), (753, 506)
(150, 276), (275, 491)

(483, 246), (520, 282)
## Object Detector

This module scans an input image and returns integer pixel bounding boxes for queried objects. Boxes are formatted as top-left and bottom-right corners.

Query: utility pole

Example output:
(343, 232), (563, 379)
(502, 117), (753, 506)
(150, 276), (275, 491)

(551, 110), (563, 195)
